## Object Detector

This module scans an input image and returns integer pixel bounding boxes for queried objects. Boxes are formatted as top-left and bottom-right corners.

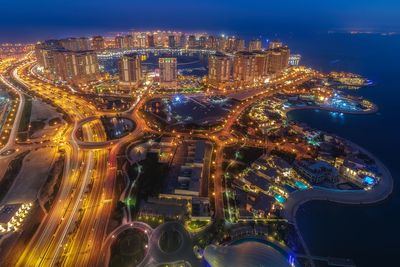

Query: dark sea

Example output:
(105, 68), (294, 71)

(283, 33), (400, 266)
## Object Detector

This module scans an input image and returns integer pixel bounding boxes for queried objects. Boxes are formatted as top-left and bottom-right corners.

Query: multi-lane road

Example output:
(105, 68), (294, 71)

(9, 57), (153, 266)
(0, 58), (26, 153)
(10, 61), (114, 267)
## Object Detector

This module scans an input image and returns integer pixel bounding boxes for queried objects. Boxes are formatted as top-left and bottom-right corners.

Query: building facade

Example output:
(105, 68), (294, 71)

(60, 37), (92, 51)
(168, 35), (176, 48)
(268, 40), (283, 49)
(249, 39), (262, 51)
(119, 53), (142, 89)
(159, 57), (177, 86)
(91, 36), (105, 50)
(114, 36), (125, 49)
(233, 51), (257, 85)
(208, 53), (231, 88)
(266, 46), (290, 74)
(35, 40), (100, 85)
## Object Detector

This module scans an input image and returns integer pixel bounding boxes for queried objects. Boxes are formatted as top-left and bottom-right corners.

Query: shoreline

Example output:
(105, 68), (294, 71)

(283, 140), (393, 223)
(284, 102), (378, 116)
(282, 102), (390, 224)
(281, 104), (393, 265)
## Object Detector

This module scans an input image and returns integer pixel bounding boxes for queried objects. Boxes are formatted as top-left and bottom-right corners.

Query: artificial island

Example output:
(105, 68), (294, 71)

(0, 30), (392, 267)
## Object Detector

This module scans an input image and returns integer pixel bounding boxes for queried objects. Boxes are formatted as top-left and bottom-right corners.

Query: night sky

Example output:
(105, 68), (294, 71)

(1, 0), (400, 42)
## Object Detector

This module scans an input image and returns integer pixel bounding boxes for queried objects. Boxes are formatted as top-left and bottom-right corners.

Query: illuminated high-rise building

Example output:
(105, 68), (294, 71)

(119, 53), (142, 89)
(179, 33), (186, 48)
(188, 35), (197, 48)
(208, 53), (231, 88)
(147, 34), (155, 48)
(137, 35), (147, 48)
(35, 40), (99, 84)
(235, 38), (245, 51)
(91, 36), (105, 50)
(67, 50), (99, 83)
(168, 35), (176, 48)
(60, 37), (91, 51)
(253, 51), (268, 78)
(104, 37), (116, 48)
(249, 39), (262, 51)
(34, 40), (63, 74)
(266, 46), (290, 74)
(115, 36), (124, 49)
(226, 37), (245, 52)
(217, 37), (227, 52)
(199, 36), (207, 48)
(226, 37), (236, 51)
(268, 40), (283, 49)
(124, 35), (134, 48)
(45, 50), (99, 84)
(206, 36), (217, 50)
(233, 51), (257, 84)
(159, 57), (177, 85)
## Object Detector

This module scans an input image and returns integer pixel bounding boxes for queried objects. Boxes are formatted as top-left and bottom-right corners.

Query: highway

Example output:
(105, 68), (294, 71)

(11, 57), (152, 266)
(10, 60), (113, 267)
(0, 57), (26, 153)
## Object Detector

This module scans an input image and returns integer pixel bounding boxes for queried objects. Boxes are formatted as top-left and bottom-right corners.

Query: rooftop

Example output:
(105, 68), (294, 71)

(204, 242), (292, 267)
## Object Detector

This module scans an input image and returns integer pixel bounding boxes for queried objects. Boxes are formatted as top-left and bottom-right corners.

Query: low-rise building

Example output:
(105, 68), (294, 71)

(235, 189), (275, 220)
(138, 196), (189, 221)
(0, 203), (32, 233)
(294, 160), (339, 184)
(339, 157), (379, 187)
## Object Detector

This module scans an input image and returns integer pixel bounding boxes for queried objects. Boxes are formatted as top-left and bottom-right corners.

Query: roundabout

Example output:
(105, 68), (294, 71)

(72, 115), (137, 149)
(138, 222), (199, 267)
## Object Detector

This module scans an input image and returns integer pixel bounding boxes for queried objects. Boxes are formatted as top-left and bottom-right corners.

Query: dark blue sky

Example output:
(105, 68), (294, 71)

(1, 0), (400, 42)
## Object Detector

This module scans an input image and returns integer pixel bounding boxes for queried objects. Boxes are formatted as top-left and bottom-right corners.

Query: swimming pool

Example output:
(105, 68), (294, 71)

(275, 194), (286, 203)
(295, 181), (309, 190)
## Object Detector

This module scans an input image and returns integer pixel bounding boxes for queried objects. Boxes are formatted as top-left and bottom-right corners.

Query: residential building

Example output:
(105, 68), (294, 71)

(249, 39), (262, 51)
(147, 34), (155, 48)
(208, 53), (231, 88)
(266, 46), (290, 74)
(115, 36), (124, 49)
(233, 51), (257, 84)
(159, 57), (177, 86)
(91, 36), (105, 50)
(268, 40), (283, 49)
(168, 35), (176, 48)
(294, 160), (339, 184)
(119, 53), (142, 89)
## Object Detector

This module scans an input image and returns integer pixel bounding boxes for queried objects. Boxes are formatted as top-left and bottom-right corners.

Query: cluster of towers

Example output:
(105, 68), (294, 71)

(208, 41), (291, 89)
(34, 31), (294, 90)
(35, 38), (100, 85)
(119, 54), (177, 89)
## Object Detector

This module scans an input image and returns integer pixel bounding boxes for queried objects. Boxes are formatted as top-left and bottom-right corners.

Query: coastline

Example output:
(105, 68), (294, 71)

(283, 141), (393, 223)
(282, 104), (393, 264)
(284, 102), (378, 116)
